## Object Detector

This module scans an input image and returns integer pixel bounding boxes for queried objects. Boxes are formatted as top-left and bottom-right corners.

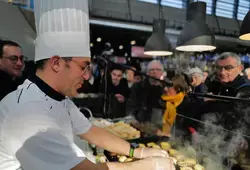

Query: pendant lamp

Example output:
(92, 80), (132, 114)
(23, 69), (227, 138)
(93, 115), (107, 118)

(239, 11), (250, 40)
(176, 2), (216, 52)
(144, 19), (173, 56)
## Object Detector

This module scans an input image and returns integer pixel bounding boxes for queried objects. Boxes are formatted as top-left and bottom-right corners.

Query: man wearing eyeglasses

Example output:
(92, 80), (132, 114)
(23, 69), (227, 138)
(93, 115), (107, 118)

(127, 60), (167, 123)
(202, 53), (250, 153)
(0, 1), (174, 170)
(207, 52), (248, 97)
(0, 40), (25, 100)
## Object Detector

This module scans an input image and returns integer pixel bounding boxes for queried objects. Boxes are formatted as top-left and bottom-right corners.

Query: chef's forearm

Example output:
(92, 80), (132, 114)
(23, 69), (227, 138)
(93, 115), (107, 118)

(80, 125), (132, 156)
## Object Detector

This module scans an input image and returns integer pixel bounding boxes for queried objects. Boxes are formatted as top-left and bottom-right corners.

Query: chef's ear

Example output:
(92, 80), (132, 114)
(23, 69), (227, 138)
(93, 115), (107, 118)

(50, 56), (61, 72)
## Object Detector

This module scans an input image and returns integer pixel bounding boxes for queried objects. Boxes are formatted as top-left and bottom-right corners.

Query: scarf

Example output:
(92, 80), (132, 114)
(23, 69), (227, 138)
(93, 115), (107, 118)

(161, 92), (185, 134)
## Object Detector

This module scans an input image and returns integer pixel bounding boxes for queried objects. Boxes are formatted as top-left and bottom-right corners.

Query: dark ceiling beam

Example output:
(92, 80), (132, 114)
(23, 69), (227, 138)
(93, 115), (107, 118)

(127, 0), (132, 20)
(212, 0), (221, 34)
(234, 0), (241, 31)
(212, 0), (216, 16)
(158, 0), (162, 19)
(233, 0), (239, 19)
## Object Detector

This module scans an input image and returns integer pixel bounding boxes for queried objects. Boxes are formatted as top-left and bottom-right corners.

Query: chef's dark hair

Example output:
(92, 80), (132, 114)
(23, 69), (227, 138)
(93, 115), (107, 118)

(35, 59), (48, 70)
(0, 40), (20, 58)
(36, 57), (72, 70)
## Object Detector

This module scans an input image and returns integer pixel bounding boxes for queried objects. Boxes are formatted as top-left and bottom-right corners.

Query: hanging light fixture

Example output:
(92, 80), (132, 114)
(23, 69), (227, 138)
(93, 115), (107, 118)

(176, 2), (216, 52)
(239, 11), (250, 40)
(144, 0), (172, 56)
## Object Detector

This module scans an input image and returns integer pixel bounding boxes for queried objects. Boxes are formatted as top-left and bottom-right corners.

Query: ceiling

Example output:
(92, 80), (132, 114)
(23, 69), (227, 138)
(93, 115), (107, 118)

(17, 3), (250, 57)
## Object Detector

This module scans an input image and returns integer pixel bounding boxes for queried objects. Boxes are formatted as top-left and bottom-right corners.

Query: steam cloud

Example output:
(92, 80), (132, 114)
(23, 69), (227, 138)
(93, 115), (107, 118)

(174, 107), (250, 170)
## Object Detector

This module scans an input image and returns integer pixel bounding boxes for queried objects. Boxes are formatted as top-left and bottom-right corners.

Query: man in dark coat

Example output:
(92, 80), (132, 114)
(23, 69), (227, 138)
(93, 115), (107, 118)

(207, 52), (249, 97)
(127, 60), (166, 123)
(99, 64), (130, 118)
(0, 40), (25, 100)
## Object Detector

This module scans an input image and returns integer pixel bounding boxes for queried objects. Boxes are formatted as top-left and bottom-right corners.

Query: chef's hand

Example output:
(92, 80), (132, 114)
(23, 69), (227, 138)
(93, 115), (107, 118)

(115, 94), (125, 103)
(151, 157), (175, 170)
(136, 157), (175, 170)
(134, 147), (169, 159)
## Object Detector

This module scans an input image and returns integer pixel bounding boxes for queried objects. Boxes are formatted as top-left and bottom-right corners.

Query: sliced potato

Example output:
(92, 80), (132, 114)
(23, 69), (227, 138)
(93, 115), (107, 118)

(175, 154), (185, 161)
(194, 164), (205, 170)
(169, 149), (179, 156)
(160, 142), (171, 150)
(96, 155), (107, 163)
(147, 142), (156, 147)
(124, 158), (133, 162)
(119, 156), (127, 163)
(139, 143), (146, 148)
(152, 145), (161, 149)
(178, 158), (196, 167)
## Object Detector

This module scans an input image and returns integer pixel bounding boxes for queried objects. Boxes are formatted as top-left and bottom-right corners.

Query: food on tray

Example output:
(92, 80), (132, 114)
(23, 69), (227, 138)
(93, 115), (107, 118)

(194, 164), (205, 170)
(147, 142), (156, 147)
(175, 154), (186, 161)
(169, 149), (180, 156)
(177, 158), (197, 167)
(160, 142), (171, 150)
(180, 167), (193, 170)
(96, 155), (107, 163)
(139, 143), (146, 148)
(104, 121), (140, 140)
(185, 146), (197, 157)
(125, 158), (133, 162)
(118, 156), (127, 162)
(152, 145), (161, 149)
(105, 139), (206, 169)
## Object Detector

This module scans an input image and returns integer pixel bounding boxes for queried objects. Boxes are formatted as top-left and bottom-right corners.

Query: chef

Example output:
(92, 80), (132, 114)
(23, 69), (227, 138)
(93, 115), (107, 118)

(0, 0), (175, 170)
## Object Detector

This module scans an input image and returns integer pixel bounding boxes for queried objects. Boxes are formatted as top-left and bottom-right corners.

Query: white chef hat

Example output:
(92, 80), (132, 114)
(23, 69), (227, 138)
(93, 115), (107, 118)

(34, 0), (90, 61)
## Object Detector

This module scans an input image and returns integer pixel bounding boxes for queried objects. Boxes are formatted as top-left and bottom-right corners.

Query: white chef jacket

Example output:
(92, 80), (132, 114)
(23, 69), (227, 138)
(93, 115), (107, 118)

(0, 76), (92, 170)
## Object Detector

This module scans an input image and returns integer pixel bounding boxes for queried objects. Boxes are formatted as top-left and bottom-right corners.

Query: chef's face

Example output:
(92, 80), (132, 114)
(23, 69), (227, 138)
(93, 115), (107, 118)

(0, 45), (25, 79)
(215, 56), (242, 83)
(60, 57), (91, 97)
(111, 69), (123, 86)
